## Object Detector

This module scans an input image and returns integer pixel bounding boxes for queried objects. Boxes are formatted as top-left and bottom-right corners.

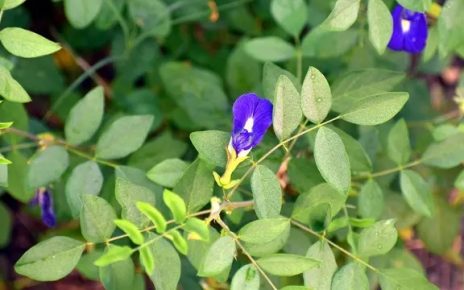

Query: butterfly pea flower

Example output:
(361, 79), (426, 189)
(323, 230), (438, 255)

(388, 4), (428, 54)
(214, 93), (273, 189)
(31, 188), (56, 227)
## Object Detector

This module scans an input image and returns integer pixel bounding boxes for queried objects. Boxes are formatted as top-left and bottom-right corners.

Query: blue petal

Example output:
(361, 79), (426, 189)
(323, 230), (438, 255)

(387, 5), (405, 51)
(40, 190), (56, 227)
(232, 93), (273, 153)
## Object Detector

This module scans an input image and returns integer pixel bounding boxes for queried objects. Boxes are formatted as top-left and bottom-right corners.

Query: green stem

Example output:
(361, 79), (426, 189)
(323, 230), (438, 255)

(103, 0), (129, 44)
(133, 225), (184, 252)
(354, 159), (422, 180)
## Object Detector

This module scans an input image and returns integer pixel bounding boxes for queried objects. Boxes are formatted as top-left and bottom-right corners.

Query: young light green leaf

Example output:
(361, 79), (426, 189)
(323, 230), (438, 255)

(314, 127), (351, 194)
(15, 236), (85, 281)
(304, 241), (337, 290)
(167, 230), (188, 255)
(239, 217), (290, 244)
(65, 86), (104, 145)
(357, 179), (384, 220)
(251, 165), (282, 219)
(80, 194), (116, 243)
(273, 75), (302, 140)
(190, 130), (229, 167)
(341, 92), (409, 125)
(270, 0), (308, 37)
(139, 246), (155, 274)
(96, 115), (153, 160)
(387, 119), (411, 165)
(358, 219), (398, 257)
(379, 268), (439, 290)
(66, 161), (103, 217)
(0, 121), (13, 129)
(368, 0), (393, 54)
(163, 189), (187, 223)
(94, 245), (134, 267)
(256, 254), (319, 276)
(146, 158), (189, 188)
(230, 264), (260, 290)
(321, 0), (360, 31)
(0, 67), (30, 103)
(28, 146), (69, 189)
(455, 170), (464, 191)
(397, 0), (432, 12)
(147, 233), (181, 290)
(0, 28), (60, 58)
(400, 170), (434, 217)
(301, 66), (332, 124)
(136, 202), (167, 233)
(244, 37), (296, 62)
(114, 219), (145, 245)
(4, 0), (26, 10)
(422, 133), (464, 168)
(199, 236), (236, 277)
(331, 263), (369, 290)
(64, 0), (103, 29)
(184, 217), (210, 241)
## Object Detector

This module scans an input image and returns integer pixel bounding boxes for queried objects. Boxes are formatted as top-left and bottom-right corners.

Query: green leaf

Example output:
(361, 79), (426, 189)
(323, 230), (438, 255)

(292, 183), (345, 226)
(379, 268), (439, 290)
(3, 0), (26, 10)
(128, 0), (171, 38)
(115, 166), (159, 227)
(243, 224), (290, 257)
(251, 165), (282, 219)
(417, 198), (461, 255)
(64, 0), (103, 28)
(341, 92), (409, 126)
(163, 189), (187, 223)
(281, 287), (310, 290)
(136, 202), (167, 233)
(95, 245), (134, 267)
(387, 119), (411, 165)
(65, 86), (104, 145)
(321, 0), (360, 31)
(438, 0), (464, 54)
(270, 0), (308, 36)
(357, 179), (384, 220)
(6, 151), (33, 202)
(423, 26), (439, 62)
(80, 195), (116, 243)
(301, 28), (358, 58)
(0, 67), (31, 103)
(76, 250), (102, 280)
(455, 170), (464, 191)
(397, 0), (432, 12)
(114, 219), (145, 245)
(147, 233), (181, 290)
(262, 62), (300, 101)
(273, 75), (302, 140)
(331, 263), (369, 290)
(99, 253), (136, 290)
(238, 217), (290, 244)
(15, 236), (85, 281)
(422, 133), (464, 168)
(146, 158), (189, 188)
(333, 128), (372, 174)
(168, 230), (188, 255)
(304, 241), (337, 290)
(367, 0), (393, 54)
(400, 170), (434, 217)
(0, 28), (60, 58)
(244, 37), (296, 62)
(190, 130), (229, 167)
(173, 159), (214, 213)
(287, 158), (324, 193)
(256, 254), (319, 276)
(139, 246), (155, 274)
(358, 219), (397, 257)
(66, 161), (103, 217)
(28, 146), (69, 189)
(184, 217), (210, 241)
(301, 66), (332, 124)
(314, 127), (351, 194)
(96, 115), (153, 160)
(231, 264), (260, 290)
(199, 236), (236, 277)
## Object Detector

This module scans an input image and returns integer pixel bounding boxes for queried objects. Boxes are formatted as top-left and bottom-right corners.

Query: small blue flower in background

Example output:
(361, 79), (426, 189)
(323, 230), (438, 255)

(31, 188), (56, 227)
(388, 4), (428, 54)
(214, 93), (273, 189)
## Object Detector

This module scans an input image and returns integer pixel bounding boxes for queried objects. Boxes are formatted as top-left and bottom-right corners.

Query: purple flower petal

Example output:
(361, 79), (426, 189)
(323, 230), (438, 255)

(387, 5), (428, 54)
(32, 189), (56, 227)
(232, 93), (273, 154)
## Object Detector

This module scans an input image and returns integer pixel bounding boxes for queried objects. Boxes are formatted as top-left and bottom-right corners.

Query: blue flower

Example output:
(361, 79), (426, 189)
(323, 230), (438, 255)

(31, 188), (56, 227)
(214, 93), (273, 189)
(388, 4), (428, 54)
(231, 93), (273, 157)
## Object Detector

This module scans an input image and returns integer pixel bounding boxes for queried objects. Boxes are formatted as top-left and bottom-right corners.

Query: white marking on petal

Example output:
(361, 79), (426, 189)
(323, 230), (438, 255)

(238, 148), (251, 157)
(244, 117), (254, 132)
(401, 19), (411, 33)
